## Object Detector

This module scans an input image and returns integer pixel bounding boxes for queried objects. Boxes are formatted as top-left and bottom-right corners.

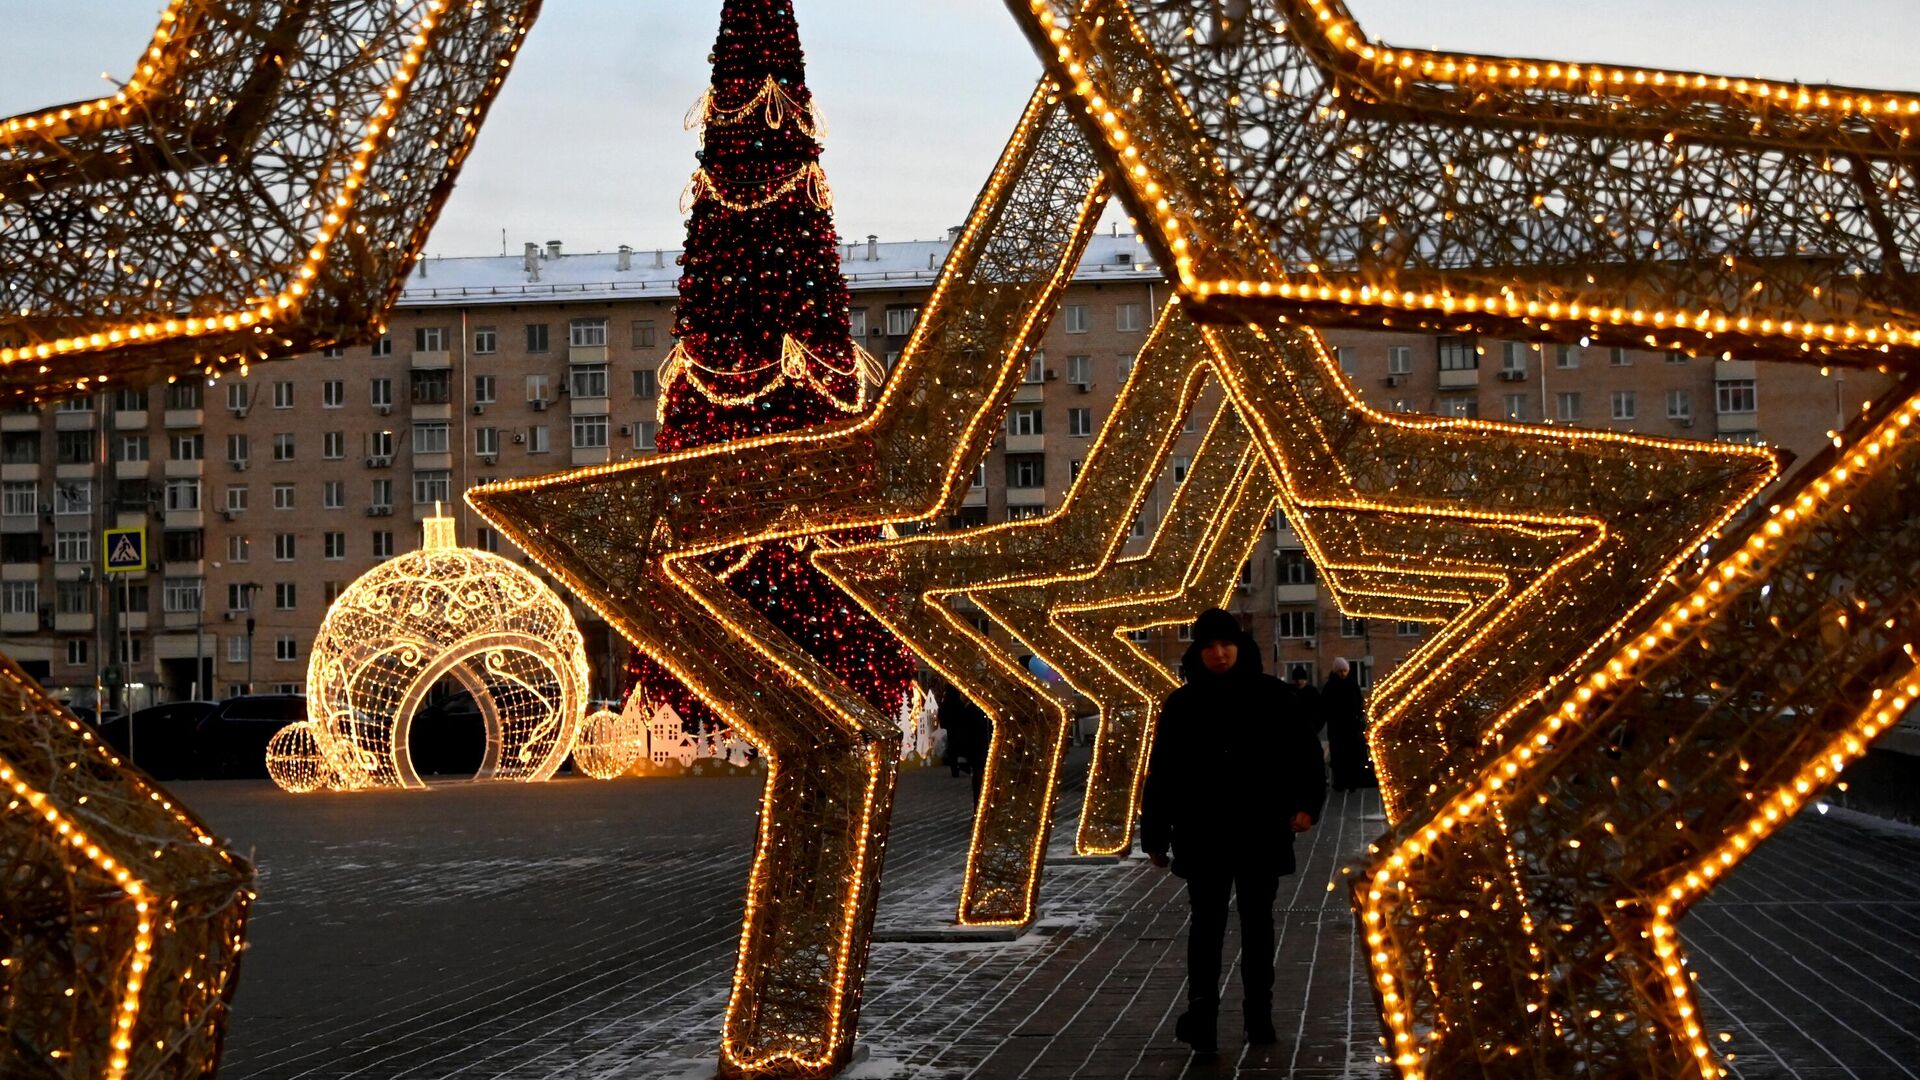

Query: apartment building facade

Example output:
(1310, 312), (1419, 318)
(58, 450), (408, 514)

(2, 233), (1882, 712)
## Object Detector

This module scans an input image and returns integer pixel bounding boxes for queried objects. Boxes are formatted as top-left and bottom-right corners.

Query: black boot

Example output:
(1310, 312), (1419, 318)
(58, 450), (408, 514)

(1174, 1010), (1218, 1054)
(1245, 1014), (1277, 1044)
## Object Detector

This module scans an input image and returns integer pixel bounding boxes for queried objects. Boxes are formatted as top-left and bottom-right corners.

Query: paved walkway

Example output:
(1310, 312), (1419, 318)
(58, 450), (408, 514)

(174, 755), (1920, 1078)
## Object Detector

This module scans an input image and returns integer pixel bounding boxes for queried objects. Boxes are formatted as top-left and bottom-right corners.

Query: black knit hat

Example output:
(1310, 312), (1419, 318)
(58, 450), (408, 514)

(1189, 608), (1242, 648)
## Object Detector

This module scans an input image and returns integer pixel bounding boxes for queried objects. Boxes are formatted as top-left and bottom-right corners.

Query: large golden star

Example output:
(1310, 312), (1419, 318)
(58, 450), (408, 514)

(0, 0), (540, 400)
(468, 88), (1111, 1075)
(1006, 1), (1920, 1074)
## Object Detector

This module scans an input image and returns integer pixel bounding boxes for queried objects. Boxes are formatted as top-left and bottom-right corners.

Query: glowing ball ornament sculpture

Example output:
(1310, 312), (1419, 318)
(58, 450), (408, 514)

(297, 508), (590, 791)
(572, 689), (650, 780)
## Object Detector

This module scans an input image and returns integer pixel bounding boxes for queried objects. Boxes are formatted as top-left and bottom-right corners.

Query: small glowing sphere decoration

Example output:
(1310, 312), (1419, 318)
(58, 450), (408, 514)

(266, 721), (339, 794)
(572, 695), (648, 780)
(304, 509), (590, 789)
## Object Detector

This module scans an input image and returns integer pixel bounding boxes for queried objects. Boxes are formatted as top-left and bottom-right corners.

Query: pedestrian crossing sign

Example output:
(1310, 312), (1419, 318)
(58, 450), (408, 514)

(104, 528), (147, 574)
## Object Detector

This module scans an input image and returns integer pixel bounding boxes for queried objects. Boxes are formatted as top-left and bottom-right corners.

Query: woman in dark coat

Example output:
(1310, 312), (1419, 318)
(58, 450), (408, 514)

(1322, 657), (1374, 790)
(1140, 608), (1326, 1053)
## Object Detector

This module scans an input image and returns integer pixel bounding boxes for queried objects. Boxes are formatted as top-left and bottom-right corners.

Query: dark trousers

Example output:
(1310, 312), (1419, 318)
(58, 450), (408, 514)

(1183, 865), (1280, 1019)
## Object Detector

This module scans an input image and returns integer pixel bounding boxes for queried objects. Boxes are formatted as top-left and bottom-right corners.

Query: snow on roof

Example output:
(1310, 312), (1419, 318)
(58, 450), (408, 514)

(396, 232), (1161, 308)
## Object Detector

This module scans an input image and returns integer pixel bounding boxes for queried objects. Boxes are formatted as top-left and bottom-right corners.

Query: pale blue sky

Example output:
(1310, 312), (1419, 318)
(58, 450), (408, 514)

(5, 2), (1918, 257)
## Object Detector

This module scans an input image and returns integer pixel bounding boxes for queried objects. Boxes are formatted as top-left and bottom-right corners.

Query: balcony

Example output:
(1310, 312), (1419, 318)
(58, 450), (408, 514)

(115, 459), (151, 480)
(163, 458), (205, 479)
(54, 563), (88, 582)
(409, 402), (452, 422)
(1715, 412), (1760, 436)
(0, 463), (35, 482)
(569, 447), (611, 467)
(54, 463), (93, 481)
(1437, 367), (1480, 389)
(1713, 359), (1758, 381)
(568, 345), (609, 365)
(0, 412), (38, 432)
(113, 410), (149, 429)
(412, 452), (453, 472)
(1, 562), (33, 581)
(962, 484), (987, 507)
(164, 510), (204, 530)
(1005, 433), (1045, 455)
(0, 613), (34, 633)
(1006, 486), (1047, 508)
(410, 350), (452, 370)
(54, 410), (97, 432)
(569, 397), (610, 417)
(1013, 383), (1045, 404)
(54, 613), (94, 633)
(1275, 582), (1318, 605)
(163, 408), (204, 429)
(122, 611), (149, 631)
(0, 512), (34, 535)
(163, 610), (200, 629)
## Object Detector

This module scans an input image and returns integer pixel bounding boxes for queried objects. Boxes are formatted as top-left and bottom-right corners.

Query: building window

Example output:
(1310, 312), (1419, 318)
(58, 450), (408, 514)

(473, 326), (498, 354)
(571, 415), (609, 449)
(1555, 344), (1580, 369)
(1117, 354), (1135, 382)
(1436, 335), (1477, 371)
(1276, 608), (1317, 639)
(1668, 389), (1693, 421)
(1116, 303), (1143, 332)
(415, 326), (448, 352)
(274, 582), (296, 610)
(1066, 354), (1092, 386)
(1341, 615), (1367, 638)
(227, 535), (249, 562)
(1388, 346), (1412, 376)
(113, 387), (148, 411)
(1440, 397), (1477, 418)
(170, 434), (203, 461)
(222, 635), (245, 663)
(161, 529), (202, 564)
(527, 426), (551, 454)
(1171, 455), (1190, 484)
(884, 307), (919, 336)
(370, 479), (393, 510)
(1063, 304), (1089, 333)
(56, 530), (90, 563)
(1024, 354), (1044, 384)
(271, 381), (293, 409)
(569, 318), (609, 348)
(525, 323), (550, 352)
(1006, 456), (1044, 488)
(370, 378), (393, 408)
(634, 421), (657, 451)
(1716, 379), (1757, 414)
(526, 374), (550, 403)
(475, 427), (499, 456)
(1397, 620), (1422, 637)
(1611, 390), (1637, 420)
(166, 382), (202, 410)
(322, 380), (344, 408)
(220, 434), (246, 466)
(274, 533), (296, 561)
(371, 333), (392, 358)
(847, 310), (867, 339)
(631, 368), (658, 399)
(1131, 511), (1149, 539)
(67, 640), (88, 666)
(56, 431), (94, 465)
(1276, 548), (1317, 585)
(410, 369), (451, 405)
(412, 422), (450, 455)
(275, 636), (298, 662)
(476, 527), (500, 553)
(1008, 505), (1044, 522)
(1609, 347), (1632, 366)
(164, 478), (200, 512)
(325, 532), (346, 560)
(320, 481), (342, 510)
(118, 638), (143, 666)
(368, 431), (394, 460)
(474, 375), (496, 405)
(324, 581), (344, 605)
(1556, 392), (1581, 422)
(569, 365), (608, 399)
(372, 531), (394, 559)
(226, 485), (248, 513)
(0, 481), (34, 516)
(226, 583), (252, 612)
(323, 431), (344, 460)
(162, 577), (202, 614)
(54, 480), (92, 516)
(117, 435), (149, 463)
(632, 320), (658, 349)
(1007, 406), (1043, 436)
(1503, 394), (1527, 421)
(413, 470), (451, 505)
(1, 580), (37, 616)
(320, 345), (345, 359)
(1067, 407), (1093, 437)
(1501, 342), (1526, 373)
(1666, 351), (1689, 365)
(54, 580), (88, 615)
(272, 483), (295, 510)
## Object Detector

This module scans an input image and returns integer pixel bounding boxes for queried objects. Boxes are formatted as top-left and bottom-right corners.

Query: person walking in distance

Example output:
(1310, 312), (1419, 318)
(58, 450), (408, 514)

(1322, 657), (1374, 790)
(1140, 608), (1326, 1053)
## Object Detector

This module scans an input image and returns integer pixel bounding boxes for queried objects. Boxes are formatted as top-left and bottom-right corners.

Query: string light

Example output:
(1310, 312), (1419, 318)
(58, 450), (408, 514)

(572, 690), (652, 780)
(298, 508), (590, 792)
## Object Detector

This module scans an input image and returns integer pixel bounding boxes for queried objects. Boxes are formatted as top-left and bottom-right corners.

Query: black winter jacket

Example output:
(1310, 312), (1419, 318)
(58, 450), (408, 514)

(1139, 640), (1327, 877)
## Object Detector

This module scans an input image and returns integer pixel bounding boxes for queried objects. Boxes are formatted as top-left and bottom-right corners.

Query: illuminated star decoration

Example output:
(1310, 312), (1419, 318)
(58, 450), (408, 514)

(813, 304), (1215, 921)
(469, 87), (1110, 1076)
(0, 653), (253, 1080)
(0, 0), (540, 400)
(1008, 1), (1920, 1074)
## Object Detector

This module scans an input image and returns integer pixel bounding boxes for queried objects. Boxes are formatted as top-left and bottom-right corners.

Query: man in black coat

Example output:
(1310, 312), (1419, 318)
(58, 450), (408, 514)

(1322, 657), (1374, 790)
(1141, 608), (1326, 1054)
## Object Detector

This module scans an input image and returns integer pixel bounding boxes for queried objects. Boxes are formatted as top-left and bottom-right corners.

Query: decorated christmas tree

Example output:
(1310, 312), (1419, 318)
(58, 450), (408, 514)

(626, 0), (914, 728)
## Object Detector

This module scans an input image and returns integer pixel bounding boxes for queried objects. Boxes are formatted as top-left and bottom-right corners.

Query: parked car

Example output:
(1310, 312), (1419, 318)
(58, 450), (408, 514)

(196, 695), (309, 779)
(93, 701), (216, 779)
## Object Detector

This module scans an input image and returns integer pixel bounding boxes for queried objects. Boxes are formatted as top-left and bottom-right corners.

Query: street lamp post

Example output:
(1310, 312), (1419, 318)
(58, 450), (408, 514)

(240, 581), (261, 694)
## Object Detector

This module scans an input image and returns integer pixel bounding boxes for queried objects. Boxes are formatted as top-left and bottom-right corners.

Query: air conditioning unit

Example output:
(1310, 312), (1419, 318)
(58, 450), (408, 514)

(366, 455), (392, 468)
(1383, 374), (1405, 388)
(479, 454), (497, 466)
(617, 424), (631, 437)
(368, 506), (394, 517)
(472, 404), (487, 416)
(220, 508), (238, 522)
(229, 459), (248, 472)
(378, 404), (393, 416)
(530, 399), (548, 411)
(511, 432), (527, 444)
(1074, 382), (1092, 394)
(223, 611), (236, 622)
(231, 406), (248, 418)
(1498, 369), (1527, 381)
(1676, 416), (1694, 427)
(1043, 369), (1059, 381)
